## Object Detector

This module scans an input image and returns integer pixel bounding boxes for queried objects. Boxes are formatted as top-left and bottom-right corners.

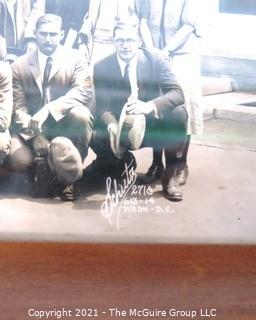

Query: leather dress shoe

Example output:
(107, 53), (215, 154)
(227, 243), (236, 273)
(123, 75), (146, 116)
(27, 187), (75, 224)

(141, 163), (164, 184)
(82, 152), (137, 188)
(60, 184), (80, 201)
(163, 175), (183, 202)
(33, 157), (56, 198)
(104, 151), (137, 178)
(177, 166), (189, 186)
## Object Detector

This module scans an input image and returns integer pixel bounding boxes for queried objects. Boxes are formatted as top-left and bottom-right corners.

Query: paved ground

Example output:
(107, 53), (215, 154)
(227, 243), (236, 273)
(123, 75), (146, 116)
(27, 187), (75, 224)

(0, 119), (255, 244)
(194, 118), (256, 150)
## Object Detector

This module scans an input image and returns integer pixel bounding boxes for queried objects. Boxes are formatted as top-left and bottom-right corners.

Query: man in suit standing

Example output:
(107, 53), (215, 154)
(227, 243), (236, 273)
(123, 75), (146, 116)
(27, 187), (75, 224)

(138, 0), (203, 186)
(9, 14), (93, 200)
(44, 0), (90, 49)
(93, 21), (188, 201)
(78, 0), (139, 66)
(0, 0), (45, 59)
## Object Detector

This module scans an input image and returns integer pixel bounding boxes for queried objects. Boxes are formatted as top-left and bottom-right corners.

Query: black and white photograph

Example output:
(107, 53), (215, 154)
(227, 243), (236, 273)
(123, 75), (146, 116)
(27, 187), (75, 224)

(0, 0), (255, 319)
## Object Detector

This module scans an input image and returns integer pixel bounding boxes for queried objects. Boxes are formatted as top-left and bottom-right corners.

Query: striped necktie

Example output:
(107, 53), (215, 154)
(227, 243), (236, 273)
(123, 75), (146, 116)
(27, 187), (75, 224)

(42, 56), (53, 106)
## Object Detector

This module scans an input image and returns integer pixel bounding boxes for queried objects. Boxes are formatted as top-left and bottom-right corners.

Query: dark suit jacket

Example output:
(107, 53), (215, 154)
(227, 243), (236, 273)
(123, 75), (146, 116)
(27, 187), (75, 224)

(93, 48), (184, 128)
(45, 0), (89, 44)
(0, 61), (12, 131)
(0, 0), (44, 51)
(12, 46), (93, 139)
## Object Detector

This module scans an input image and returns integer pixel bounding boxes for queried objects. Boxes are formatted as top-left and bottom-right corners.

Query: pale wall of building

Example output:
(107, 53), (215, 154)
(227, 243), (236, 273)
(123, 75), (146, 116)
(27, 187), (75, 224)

(200, 0), (256, 91)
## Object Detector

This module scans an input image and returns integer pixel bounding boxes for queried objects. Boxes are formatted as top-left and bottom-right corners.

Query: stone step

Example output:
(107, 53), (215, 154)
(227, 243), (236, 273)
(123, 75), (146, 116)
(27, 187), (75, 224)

(202, 76), (233, 96)
(203, 92), (256, 123)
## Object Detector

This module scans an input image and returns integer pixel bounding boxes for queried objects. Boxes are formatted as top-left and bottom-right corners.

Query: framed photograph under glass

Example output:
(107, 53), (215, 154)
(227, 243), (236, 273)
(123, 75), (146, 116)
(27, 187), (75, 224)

(0, 0), (255, 244)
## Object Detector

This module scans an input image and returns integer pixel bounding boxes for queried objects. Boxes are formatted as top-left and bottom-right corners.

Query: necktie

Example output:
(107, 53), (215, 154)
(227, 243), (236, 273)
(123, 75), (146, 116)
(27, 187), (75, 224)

(42, 56), (53, 106)
(123, 63), (131, 96)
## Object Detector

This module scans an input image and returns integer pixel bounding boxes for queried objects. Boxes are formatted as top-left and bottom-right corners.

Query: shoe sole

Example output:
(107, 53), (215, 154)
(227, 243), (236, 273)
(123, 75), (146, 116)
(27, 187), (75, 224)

(164, 194), (183, 202)
(163, 191), (183, 202)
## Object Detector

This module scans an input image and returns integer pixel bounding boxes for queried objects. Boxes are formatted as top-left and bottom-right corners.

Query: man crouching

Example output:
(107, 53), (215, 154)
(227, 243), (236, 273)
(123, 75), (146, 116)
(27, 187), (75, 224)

(9, 14), (93, 201)
(92, 21), (188, 201)
(0, 61), (12, 175)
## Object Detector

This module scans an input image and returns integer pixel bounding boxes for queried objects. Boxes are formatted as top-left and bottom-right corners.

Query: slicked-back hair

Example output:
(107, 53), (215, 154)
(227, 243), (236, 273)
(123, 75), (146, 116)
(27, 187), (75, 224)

(113, 20), (139, 38)
(35, 14), (63, 31)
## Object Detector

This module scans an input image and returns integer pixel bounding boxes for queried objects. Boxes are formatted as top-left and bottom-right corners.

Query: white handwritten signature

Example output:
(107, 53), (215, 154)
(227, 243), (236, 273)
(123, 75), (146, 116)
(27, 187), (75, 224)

(101, 160), (137, 230)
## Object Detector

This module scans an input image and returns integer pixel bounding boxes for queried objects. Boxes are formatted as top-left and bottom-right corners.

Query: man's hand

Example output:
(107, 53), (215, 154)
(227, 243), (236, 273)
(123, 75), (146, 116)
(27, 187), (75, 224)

(107, 122), (118, 135)
(126, 99), (155, 115)
(29, 107), (49, 134)
(32, 135), (50, 157)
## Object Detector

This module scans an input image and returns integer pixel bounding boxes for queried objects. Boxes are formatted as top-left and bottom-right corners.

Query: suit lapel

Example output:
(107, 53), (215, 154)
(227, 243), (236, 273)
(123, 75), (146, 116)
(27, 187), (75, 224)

(29, 50), (43, 95)
(112, 54), (122, 80)
(111, 51), (150, 99)
(137, 49), (150, 100)
(48, 47), (63, 82)
(29, 47), (66, 96)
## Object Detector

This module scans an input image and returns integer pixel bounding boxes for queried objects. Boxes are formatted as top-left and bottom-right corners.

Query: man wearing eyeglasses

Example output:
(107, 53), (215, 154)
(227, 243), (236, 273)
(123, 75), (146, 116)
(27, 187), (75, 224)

(92, 21), (188, 201)
(9, 14), (93, 201)
(78, 0), (139, 66)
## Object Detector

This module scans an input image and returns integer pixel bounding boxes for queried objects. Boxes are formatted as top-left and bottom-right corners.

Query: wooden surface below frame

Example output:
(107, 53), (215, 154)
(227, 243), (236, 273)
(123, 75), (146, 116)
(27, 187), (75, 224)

(0, 242), (255, 319)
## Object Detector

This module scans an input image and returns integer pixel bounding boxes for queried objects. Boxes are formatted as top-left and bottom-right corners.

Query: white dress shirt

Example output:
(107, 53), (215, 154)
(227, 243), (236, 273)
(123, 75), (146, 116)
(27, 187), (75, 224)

(117, 54), (138, 100)
(37, 48), (59, 106)
(37, 48), (59, 84)
(116, 54), (158, 118)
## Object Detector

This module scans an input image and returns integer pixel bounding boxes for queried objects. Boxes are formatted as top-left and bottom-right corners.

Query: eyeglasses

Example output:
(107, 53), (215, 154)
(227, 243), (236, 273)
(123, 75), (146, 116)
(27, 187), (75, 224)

(114, 38), (136, 46)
